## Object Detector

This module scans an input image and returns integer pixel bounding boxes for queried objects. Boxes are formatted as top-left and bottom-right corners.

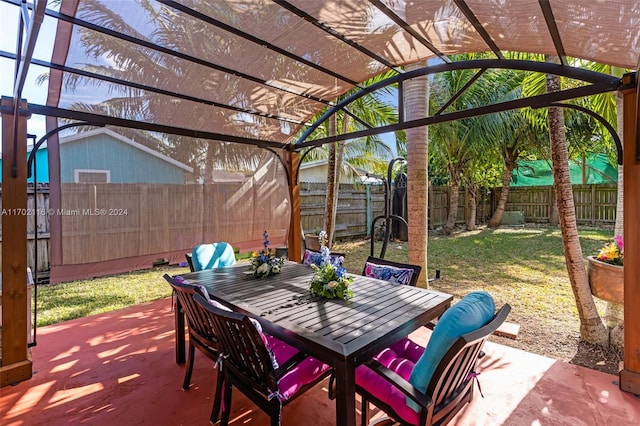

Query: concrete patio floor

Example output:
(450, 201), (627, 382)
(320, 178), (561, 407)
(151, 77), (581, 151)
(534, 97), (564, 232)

(1, 297), (639, 426)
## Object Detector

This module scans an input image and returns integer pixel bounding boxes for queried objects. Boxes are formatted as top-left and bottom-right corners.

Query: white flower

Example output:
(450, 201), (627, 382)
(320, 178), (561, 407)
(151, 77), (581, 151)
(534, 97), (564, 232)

(327, 281), (338, 289)
(257, 263), (269, 274)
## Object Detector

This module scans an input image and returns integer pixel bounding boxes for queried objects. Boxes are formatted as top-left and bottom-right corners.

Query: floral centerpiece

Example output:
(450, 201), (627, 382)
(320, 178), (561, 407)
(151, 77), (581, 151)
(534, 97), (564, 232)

(595, 235), (624, 266)
(249, 230), (285, 278)
(309, 231), (353, 300)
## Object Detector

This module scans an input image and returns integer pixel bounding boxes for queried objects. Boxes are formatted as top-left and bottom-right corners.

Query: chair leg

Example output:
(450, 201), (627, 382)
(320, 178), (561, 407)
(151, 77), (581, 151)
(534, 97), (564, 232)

(182, 342), (196, 390)
(210, 370), (224, 423)
(361, 396), (368, 426)
(220, 381), (233, 426)
(269, 400), (282, 426)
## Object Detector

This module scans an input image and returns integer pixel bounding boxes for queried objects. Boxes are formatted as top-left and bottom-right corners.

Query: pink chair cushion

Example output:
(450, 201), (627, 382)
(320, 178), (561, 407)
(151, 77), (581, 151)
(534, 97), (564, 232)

(356, 337), (425, 425)
(265, 335), (331, 401)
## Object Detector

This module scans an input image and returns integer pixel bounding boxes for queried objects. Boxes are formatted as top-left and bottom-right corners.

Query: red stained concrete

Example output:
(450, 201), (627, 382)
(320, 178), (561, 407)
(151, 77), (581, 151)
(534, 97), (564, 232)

(1, 297), (639, 425)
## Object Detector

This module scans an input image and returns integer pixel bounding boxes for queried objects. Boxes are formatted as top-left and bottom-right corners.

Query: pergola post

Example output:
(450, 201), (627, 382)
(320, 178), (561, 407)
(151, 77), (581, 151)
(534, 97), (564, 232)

(619, 74), (640, 394)
(286, 150), (302, 263)
(0, 96), (32, 387)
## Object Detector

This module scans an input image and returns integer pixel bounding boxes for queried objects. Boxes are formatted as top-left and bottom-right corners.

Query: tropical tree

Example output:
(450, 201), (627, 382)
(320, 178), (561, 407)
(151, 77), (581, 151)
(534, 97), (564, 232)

(545, 55), (609, 345)
(429, 66), (499, 234)
(404, 61), (430, 285)
(468, 68), (549, 227)
(302, 72), (398, 246)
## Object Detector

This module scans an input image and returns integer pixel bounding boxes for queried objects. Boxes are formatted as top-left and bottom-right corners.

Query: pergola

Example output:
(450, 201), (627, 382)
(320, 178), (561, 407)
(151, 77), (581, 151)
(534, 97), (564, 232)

(1, 0), (639, 404)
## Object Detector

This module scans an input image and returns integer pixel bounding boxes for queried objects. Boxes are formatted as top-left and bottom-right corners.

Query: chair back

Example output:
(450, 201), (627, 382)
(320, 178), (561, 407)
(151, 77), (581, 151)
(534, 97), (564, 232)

(427, 304), (511, 425)
(192, 242), (236, 271)
(185, 253), (195, 272)
(193, 292), (278, 395)
(163, 274), (219, 349)
(362, 256), (422, 287)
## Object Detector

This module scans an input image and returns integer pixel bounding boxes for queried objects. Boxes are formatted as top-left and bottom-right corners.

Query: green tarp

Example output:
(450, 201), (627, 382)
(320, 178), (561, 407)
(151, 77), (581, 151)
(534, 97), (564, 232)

(511, 153), (617, 187)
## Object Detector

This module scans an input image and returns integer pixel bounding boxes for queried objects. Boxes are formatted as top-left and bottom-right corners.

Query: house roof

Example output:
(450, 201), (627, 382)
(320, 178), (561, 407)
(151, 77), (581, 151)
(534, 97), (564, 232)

(3, 0), (637, 150)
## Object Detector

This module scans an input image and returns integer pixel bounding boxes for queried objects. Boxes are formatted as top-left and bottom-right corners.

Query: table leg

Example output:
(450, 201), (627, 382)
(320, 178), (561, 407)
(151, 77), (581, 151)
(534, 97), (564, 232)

(334, 358), (356, 426)
(175, 298), (186, 364)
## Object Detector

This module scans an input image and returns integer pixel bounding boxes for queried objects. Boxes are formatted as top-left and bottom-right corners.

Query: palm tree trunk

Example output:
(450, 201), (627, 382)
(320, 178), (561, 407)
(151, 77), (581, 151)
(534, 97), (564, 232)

(467, 185), (477, 231)
(488, 161), (516, 227)
(546, 57), (608, 345)
(608, 91), (625, 343)
(405, 61), (429, 285)
(444, 176), (460, 235)
(614, 92), (624, 236)
(323, 116), (338, 248)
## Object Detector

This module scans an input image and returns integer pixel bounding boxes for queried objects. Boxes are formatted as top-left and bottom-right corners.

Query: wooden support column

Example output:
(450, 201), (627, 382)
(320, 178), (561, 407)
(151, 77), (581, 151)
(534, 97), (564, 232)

(1, 96), (32, 387)
(620, 75), (640, 394)
(285, 150), (302, 263)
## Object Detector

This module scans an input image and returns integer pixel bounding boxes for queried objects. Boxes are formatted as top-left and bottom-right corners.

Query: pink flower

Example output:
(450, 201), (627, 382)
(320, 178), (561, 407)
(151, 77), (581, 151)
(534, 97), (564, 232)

(613, 235), (624, 252)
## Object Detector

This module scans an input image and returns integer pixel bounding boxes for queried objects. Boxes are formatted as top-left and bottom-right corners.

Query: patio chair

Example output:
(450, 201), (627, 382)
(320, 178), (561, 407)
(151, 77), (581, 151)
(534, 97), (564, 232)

(185, 253), (194, 272)
(191, 242), (236, 271)
(302, 248), (346, 267)
(362, 256), (422, 287)
(356, 292), (511, 426)
(163, 274), (225, 423)
(192, 292), (332, 426)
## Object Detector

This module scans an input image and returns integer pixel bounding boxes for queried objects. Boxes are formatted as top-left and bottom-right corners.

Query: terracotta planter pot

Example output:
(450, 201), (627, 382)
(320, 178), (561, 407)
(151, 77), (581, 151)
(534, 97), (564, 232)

(587, 256), (624, 304)
(304, 234), (321, 251)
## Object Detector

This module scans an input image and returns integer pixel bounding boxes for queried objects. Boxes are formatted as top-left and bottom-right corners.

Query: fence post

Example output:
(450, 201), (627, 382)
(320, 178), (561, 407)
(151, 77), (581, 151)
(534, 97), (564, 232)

(591, 184), (596, 225)
(428, 182), (434, 229)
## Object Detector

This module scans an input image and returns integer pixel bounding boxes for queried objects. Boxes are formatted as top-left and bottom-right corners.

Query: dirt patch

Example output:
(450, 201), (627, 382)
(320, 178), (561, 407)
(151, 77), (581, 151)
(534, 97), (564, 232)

(490, 329), (622, 376)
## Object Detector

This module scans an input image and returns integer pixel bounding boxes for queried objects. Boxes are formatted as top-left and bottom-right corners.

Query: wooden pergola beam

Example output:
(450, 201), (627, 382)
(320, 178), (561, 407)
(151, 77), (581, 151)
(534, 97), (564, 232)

(620, 74), (640, 394)
(286, 150), (302, 263)
(0, 97), (32, 387)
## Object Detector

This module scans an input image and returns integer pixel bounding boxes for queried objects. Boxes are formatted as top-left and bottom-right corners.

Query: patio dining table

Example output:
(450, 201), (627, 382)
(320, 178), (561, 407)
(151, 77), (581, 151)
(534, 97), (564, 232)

(175, 261), (452, 426)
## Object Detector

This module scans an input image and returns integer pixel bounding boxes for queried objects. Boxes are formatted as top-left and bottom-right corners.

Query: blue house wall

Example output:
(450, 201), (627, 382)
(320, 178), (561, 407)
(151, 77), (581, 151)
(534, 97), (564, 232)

(59, 133), (186, 184)
(0, 148), (50, 183)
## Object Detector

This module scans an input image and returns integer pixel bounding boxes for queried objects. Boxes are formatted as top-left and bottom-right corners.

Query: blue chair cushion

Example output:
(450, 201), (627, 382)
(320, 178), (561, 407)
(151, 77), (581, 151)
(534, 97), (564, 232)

(192, 242), (236, 271)
(364, 261), (415, 286)
(407, 291), (495, 410)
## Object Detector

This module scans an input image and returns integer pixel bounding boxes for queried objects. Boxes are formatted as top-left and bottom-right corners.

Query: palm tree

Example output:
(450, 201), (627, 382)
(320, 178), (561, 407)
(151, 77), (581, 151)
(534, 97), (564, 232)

(303, 72), (398, 246)
(404, 61), (430, 285)
(545, 55), (608, 345)
(429, 66), (498, 234)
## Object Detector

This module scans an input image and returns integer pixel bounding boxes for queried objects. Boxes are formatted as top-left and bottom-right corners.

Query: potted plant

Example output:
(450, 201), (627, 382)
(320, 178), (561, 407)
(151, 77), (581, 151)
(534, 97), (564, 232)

(587, 235), (624, 305)
(304, 229), (322, 251)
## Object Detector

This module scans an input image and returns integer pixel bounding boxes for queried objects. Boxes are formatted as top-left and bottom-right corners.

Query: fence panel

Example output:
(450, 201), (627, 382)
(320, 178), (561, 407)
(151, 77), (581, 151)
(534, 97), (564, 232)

(0, 184), (50, 276)
(0, 182), (619, 280)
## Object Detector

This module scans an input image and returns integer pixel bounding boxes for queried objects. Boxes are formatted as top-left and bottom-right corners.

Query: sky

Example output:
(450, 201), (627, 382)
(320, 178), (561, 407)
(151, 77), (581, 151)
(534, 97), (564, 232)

(1, 1), (58, 148)
(0, 1), (398, 157)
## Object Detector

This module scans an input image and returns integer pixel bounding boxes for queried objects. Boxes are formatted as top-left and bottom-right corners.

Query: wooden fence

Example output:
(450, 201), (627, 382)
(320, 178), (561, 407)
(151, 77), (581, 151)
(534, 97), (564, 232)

(300, 182), (386, 238)
(0, 182), (618, 280)
(0, 184), (50, 278)
(493, 184), (618, 226)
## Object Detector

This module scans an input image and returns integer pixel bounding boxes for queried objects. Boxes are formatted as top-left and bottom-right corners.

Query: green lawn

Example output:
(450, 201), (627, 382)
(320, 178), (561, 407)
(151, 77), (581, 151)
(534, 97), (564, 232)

(35, 226), (613, 362)
(36, 265), (189, 326)
(335, 226), (614, 360)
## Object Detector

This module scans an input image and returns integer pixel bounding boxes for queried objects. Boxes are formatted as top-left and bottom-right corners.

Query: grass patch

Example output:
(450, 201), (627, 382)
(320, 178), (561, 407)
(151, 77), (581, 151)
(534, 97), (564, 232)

(36, 265), (189, 326)
(334, 226), (614, 362)
(35, 226), (614, 365)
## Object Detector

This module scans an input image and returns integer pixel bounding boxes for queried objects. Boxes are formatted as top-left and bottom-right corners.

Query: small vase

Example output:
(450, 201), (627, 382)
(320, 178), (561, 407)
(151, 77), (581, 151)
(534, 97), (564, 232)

(586, 256), (624, 304)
